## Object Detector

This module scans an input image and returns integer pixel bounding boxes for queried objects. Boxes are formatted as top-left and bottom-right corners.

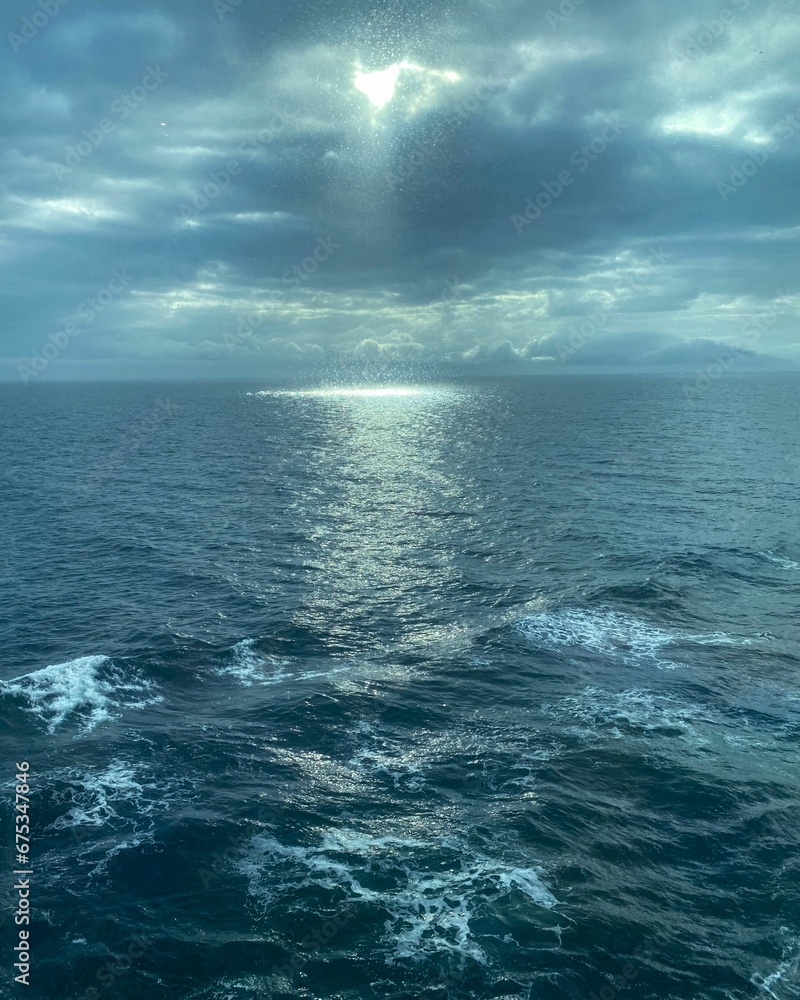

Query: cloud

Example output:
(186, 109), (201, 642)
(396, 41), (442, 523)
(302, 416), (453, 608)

(1, 0), (798, 380)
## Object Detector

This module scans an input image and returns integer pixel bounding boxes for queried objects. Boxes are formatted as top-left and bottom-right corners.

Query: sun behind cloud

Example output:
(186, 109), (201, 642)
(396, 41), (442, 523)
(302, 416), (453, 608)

(353, 61), (461, 110)
(354, 64), (403, 108)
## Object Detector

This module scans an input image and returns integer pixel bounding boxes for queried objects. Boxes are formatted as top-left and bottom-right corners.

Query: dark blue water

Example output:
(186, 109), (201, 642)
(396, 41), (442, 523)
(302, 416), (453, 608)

(1, 375), (799, 1000)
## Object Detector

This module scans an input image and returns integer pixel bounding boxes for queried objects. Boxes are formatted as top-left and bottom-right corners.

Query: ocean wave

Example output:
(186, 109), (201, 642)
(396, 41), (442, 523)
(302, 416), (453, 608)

(215, 639), (351, 687)
(34, 758), (199, 883)
(348, 725), (428, 791)
(516, 607), (747, 670)
(215, 640), (293, 687)
(752, 929), (800, 1000)
(761, 551), (800, 572)
(238, 828), (558, 965)
(0, 655), (162, 732)
(46, 760), (144, 830)
(181, 977), (269, 1000)
(551, 687), (711, 743)
(44, 758), (190, 834)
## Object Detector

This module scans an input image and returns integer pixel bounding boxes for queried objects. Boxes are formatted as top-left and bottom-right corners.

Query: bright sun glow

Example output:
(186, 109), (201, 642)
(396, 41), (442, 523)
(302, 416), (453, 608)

(354, 65), (403, 108)
(258, 387), (426, 399)
(353, 61), (462, 109)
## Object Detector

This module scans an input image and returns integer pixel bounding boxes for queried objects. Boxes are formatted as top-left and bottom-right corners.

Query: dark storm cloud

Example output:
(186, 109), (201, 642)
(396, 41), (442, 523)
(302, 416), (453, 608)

(1, 0), (798, 380)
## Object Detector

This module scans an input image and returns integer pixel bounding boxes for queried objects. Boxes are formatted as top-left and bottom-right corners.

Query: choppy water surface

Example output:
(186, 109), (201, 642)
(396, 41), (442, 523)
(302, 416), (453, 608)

(1, 374), (799, 1000)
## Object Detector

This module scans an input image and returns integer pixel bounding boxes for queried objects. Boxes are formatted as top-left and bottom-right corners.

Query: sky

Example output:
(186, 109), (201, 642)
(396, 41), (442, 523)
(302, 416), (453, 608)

(2, 0), (799, 381)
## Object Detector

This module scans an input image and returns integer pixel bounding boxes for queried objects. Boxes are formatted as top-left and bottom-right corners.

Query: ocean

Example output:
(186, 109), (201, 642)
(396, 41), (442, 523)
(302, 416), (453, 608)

(1, 374), (799, 1000)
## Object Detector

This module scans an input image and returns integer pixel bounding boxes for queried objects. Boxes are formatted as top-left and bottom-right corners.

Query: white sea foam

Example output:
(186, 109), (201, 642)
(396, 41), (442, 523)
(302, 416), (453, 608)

(762, 551), (800, 571)
(753, 930), (800, 1000)
(217, 639), (351, 688)
(553, 687), (710, 743)
(216, 640), (292, 687)
(45, 756), (191, 833)
(238, 829), (558, 965)
(47, 760), (144, 829)
(0, 656), (161, 732)
(181, 976), (269, 999)
(42, 758), (194, 878)
(348, 733), (428, 791)
(516, 607), (744, 669)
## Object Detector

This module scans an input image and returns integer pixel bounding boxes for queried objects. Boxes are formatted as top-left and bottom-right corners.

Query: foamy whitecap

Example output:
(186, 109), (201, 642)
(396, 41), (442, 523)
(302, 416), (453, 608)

(41, 759), (195, 879)
(762, 550), (800, 572)
(215, 640), (292, 687)
(0, 655), (161, 732)
(181, 975), (268, 999)
(47, 760), (143, 829)
(216, 639), (351, 688)
(752, 930), (800, 1000)
(516, 607), (745, 669)
(553, 687), (709, 743)
(348, 734), (428, 791)
(51, 758), (192, 831)
(238, 829), (558, 965)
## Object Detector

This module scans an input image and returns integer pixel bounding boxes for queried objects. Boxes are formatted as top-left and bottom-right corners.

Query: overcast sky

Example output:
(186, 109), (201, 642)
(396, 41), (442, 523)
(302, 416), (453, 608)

(2, 0), (799, 380)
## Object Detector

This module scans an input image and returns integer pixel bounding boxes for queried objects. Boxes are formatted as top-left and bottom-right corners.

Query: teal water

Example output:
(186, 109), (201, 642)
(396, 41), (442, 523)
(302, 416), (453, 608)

(1, 374), (799, 1000)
